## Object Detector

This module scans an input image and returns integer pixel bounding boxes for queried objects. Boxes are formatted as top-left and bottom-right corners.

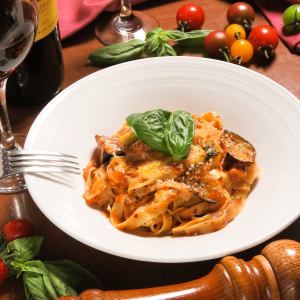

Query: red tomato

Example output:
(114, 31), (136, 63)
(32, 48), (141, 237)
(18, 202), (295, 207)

(0, 259), (8, 286)
(2, 219), (35, 242)
(204, 30), (229, 60)
(248, 25), (279, 58)
(227, 2), (255, 29)
(176, 3), (205, 31)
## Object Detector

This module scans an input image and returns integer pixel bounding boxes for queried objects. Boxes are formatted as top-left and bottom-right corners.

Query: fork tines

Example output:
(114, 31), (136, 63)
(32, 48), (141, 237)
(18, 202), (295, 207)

(6, 150), (80, 175)
(8, 150), (77, 159)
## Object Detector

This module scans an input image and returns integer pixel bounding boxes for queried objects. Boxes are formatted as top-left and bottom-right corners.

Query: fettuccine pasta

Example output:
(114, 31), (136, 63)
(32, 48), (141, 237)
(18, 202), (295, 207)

(83, 111), (258, 236)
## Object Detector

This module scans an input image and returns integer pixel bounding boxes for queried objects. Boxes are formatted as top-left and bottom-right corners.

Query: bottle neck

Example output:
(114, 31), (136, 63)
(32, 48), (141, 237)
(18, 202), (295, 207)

(35, 0), (58, 42)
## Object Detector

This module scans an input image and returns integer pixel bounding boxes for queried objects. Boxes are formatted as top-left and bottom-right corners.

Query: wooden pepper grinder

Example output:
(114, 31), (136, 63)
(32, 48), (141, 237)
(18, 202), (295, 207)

(59, 239), (300, 300)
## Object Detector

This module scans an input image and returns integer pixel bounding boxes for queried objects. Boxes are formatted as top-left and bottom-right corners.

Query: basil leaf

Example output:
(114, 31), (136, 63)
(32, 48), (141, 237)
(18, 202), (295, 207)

(165, 30), (187, 40)
(145, 27), (168, 41)
(7, 236), (43, 262)
(22, 261), (57, 300)
(156, 43), (177, 56)
(174, 30), (211, 42)
(144, 28), (176, 57)
(127, 109), (171, 153)
(24, 273), (57, 300)
(44, 260), (101, 296)
(127, 109), (195, 160)
(175, 30), (211, 50)
(88, 39), (145, 66)
(164, 111), (194, 160)
(22, 259), (100, 299)
(10, 260), (48, 278)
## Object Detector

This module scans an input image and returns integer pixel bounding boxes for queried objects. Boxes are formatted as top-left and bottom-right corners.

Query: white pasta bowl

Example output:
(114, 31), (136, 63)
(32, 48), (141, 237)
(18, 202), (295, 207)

(25, 57), (300, 263)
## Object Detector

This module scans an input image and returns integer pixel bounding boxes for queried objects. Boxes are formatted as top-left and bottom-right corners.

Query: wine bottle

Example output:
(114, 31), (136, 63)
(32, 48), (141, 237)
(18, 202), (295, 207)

(7, 0), (64, 106)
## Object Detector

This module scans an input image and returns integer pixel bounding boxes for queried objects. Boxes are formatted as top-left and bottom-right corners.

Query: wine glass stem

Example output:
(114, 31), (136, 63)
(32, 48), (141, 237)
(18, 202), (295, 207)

(120, 0), (133, 19)
(0, 78), (16, 150)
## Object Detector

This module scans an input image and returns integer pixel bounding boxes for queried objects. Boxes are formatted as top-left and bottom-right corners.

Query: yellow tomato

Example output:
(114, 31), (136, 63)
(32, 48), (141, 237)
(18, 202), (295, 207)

(225, 24), (246, 46)
(230, 39), (253, 63)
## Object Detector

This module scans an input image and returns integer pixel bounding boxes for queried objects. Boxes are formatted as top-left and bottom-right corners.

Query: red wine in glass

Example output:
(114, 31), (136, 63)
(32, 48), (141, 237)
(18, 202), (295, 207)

(0, 0), (37, 193)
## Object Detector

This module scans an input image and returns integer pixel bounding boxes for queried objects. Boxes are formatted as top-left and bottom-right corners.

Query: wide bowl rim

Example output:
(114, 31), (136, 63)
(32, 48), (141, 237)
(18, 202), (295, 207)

(24, 56), (300, 263)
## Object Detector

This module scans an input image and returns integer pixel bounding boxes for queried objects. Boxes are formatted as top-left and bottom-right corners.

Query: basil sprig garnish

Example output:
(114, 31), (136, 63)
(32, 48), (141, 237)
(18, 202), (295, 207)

(164, 111), (194, 161)
(127, 109), (171, 153)
(88, 28), (211, 66)
(127, 109), (194, 160)
(0, 235), (100, 299)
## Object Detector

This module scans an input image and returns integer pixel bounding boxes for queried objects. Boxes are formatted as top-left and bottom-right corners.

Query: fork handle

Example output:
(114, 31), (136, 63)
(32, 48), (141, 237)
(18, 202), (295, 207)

(59, 239), (300, 300)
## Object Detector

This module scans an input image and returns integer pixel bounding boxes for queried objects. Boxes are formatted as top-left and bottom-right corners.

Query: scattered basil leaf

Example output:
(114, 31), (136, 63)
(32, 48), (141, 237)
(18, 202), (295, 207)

(10, 260), (48, 278)
(175, 29), (212, 51)
(165, 30), (187, 40)
(23, 270), (58, 300)
(127, 109), (171, 153)
(87, 39), (145, 66)
(156, 43), (177, 56)
(88, 28), (212, 67)
(44, 260), (101, 296)
(3, 232), (100, 300)
(145, 27), (169, 41)
(144, 28), (176, 57)
(7, 236), (43, 262)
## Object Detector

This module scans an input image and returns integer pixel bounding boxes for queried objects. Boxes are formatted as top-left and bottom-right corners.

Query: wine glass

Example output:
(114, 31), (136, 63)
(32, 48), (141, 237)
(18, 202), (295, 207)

(0, 0), (38, 193)
(95, 0), (159, 45)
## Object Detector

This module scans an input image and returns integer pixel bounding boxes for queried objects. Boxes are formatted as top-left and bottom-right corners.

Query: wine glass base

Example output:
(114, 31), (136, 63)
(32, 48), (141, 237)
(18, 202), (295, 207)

(95, 11), (159, 45)
(0, 174), (27, 193)
(0, 135), (27, 193)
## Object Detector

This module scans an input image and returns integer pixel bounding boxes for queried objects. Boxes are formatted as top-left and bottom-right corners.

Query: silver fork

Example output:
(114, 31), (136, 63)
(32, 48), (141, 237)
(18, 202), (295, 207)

(0, 149), (81, 178)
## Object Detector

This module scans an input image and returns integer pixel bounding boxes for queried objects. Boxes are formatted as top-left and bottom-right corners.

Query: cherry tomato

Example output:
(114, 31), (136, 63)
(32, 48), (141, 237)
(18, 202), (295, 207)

(204, 31), (230, 60)
(0, 259), (8, 286)
(283, 4), (300, 34)
(248, 25), (279, 58)
(230, 39), (253, 63)
(176, 3), (205, 31)
(227, 2), (255, 30)
(2, 219), (35, 242)
(225, 24), (246, 46)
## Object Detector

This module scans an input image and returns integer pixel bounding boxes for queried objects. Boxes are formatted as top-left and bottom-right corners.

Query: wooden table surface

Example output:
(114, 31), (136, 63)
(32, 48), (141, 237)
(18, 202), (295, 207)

(2, 0), (300, 299)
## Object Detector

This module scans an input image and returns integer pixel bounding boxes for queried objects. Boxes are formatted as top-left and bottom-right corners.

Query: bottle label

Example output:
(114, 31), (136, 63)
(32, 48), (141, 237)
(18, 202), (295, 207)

(35, 0), (58, 42)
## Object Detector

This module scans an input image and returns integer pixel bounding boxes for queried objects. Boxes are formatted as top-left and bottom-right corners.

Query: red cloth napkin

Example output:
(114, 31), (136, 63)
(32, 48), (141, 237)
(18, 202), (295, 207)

(58, 0), (147, 40)
(253, 0), (300, 54)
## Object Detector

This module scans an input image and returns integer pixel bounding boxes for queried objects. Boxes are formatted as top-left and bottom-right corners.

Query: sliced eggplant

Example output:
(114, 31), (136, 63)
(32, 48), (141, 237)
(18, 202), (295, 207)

(95, 135), (123, 164)
(220, 130), (256, 163)
(102, 152), (113, 164)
